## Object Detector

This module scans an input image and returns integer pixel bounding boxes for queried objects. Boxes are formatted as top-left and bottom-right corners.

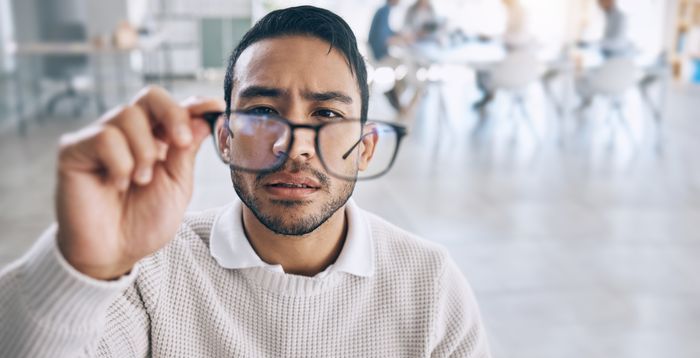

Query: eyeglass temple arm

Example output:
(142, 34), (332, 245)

(200, 111), (225, 132)
(341, 130), (376, 160)
(341, 124), (408, 160)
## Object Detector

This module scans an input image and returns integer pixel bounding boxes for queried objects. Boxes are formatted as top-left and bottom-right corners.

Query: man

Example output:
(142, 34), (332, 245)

(575, 0), (634, 114)
(404, 0), (439, 43)
(0, 6), (490, 357)
(598, 0), (632, 58)
(472, 0), (534, 115)
(368, 0), (412, 113)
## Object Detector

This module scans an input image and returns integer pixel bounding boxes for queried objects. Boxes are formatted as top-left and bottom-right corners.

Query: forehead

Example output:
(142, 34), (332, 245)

(232, 35), (359, 100)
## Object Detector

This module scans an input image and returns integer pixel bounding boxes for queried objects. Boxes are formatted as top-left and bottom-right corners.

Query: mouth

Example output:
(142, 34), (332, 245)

(262, 174), (322, 200)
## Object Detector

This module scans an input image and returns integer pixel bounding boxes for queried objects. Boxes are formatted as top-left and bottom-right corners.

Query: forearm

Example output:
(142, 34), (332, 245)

(0, 225), (138, 357)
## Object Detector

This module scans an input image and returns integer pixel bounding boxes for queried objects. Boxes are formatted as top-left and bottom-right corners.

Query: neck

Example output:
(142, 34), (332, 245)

(241, 205), (348, 277)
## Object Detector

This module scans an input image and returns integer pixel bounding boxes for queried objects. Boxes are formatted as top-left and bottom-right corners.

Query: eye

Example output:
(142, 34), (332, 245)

(313, 109), (343, 120)
(245, 106), (278, 116)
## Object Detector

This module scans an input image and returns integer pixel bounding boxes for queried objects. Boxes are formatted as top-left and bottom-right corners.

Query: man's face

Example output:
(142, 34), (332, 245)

(227, 35), (364, 236)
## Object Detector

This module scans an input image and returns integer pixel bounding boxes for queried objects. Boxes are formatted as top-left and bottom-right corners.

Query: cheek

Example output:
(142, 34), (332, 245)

(231, 170), (256, 193)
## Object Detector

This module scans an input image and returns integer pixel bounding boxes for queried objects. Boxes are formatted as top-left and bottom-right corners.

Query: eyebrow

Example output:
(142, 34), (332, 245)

(238, 85), (353, 105)
(239, 86), (285, 99)
(302, 91), (353, 105)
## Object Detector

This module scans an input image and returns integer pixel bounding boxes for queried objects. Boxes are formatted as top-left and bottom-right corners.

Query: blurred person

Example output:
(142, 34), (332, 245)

(501, 0), (534, 51)
(598, 0), (633, 58)
(368, 0), (413, 113)
(473, 0), (535, 112)
(0, 6), (490, 357)
(404, 0), (440, 42)
(577, 0), (633, 58)
(575, 0), (634, 113)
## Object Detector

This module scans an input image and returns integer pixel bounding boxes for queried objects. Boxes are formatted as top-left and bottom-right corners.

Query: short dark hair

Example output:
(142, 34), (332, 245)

(223, 6), (369, 122)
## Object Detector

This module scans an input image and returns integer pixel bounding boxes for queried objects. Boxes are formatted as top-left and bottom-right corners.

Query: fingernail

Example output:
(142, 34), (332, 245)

(135, 167), (152, 184)
(177, 125), (192, 144)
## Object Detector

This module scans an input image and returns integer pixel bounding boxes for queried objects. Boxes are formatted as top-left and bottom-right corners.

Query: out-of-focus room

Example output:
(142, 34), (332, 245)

(1, 0), (699, 357)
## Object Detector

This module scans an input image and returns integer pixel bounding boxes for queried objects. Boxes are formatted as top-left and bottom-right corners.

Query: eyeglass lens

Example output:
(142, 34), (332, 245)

(211, 113), (399, 180)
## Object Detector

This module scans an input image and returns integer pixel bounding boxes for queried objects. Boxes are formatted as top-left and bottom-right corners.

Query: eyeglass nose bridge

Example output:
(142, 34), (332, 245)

(276, 123), (321, 160)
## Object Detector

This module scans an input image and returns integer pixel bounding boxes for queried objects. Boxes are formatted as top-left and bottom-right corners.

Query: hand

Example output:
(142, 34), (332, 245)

(55, 86), (224, 280)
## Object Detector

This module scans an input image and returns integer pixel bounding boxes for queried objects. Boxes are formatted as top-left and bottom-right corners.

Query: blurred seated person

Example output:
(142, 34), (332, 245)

(578, 0), (633, 58)
(404, 0), (441, 42)
(501, 0), (534, 51)
(575, 0), (635, 113)
(368, 0), (414, 113)
(473, 0), (534, 111)
(600, 0), (633, 57)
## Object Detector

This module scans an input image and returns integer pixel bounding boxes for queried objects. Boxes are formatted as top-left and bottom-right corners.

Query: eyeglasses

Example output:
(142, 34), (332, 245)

(201, 111), (408, 181)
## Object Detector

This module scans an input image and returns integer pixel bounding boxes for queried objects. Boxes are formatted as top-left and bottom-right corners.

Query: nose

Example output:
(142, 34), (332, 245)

(271, 121), (316, 161)
(286, 125), (316, 161)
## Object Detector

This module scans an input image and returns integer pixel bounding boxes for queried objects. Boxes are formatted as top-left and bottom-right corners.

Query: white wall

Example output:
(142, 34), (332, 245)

(84, 0), (128, 38)
(0, 0), (15, 72)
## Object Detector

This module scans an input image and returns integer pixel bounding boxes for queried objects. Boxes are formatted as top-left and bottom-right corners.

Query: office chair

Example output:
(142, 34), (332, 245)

(581, 58), (642, 145)
(482, 50), (545, 141)
(43, 22), (92, 117)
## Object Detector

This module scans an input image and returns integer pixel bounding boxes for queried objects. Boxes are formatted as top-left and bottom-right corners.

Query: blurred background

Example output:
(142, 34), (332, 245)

(1, 0), (699, 357)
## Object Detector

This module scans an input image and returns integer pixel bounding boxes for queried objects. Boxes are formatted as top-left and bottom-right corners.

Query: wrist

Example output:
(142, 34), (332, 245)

(56, 231), (135, 281)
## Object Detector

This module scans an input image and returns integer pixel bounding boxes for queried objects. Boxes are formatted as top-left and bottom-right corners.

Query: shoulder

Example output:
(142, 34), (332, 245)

(133, 206), (224, 304)
(363, 209), (451, 279)
(152, 206), (222, 260)
(138, 206), (222, 277)
(376, 5), (390, 18)
(180, 207), (221, 245)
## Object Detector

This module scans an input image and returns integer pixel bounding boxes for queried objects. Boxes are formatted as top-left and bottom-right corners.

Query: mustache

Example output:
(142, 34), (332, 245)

(254, 160), (330, 188)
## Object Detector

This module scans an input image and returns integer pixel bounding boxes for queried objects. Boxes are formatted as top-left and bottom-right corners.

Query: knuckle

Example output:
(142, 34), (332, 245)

(135, 85), (169, 107)
(116, 105), (149, 128)
(163, 105), (188, 124)
(57, 125), (101, 166)
(95, 125), (118, 147)
(57, 137), (75, 163)
(98, 105), (128, 124)
(112, 154), (134, 176)
(118, 104), (141, 120)
(140, 85), (165, 99)
(96, 126), (130, 158)
(138, 144), (158, 163)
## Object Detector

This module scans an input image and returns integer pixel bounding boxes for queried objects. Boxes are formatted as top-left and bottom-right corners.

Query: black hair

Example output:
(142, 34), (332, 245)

(223, 5), (369, 122)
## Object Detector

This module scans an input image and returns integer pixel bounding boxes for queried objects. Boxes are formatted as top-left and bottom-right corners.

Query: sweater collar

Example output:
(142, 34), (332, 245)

(210, 197), (374, 278)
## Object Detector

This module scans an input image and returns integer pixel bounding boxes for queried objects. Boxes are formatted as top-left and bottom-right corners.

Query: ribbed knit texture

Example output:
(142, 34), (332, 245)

(0, 207), (490, 357)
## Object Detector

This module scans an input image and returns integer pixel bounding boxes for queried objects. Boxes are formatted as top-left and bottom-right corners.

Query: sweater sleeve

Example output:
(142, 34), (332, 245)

(0, 225), (150, 357)
(429, 254), (491, 358)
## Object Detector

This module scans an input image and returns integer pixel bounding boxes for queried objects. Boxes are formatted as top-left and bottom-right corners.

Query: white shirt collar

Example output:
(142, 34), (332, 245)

(210, 198), (374, 278)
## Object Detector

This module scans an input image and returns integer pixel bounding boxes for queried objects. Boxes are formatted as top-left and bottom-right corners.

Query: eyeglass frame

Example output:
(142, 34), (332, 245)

(200, 111), (408, 181)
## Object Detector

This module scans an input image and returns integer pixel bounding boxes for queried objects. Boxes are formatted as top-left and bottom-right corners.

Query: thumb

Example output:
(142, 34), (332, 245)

(162, 118), (210, 186)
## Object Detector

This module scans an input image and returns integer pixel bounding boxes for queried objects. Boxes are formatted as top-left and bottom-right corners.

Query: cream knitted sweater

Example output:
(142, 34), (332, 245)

(0, 207), (490, 357)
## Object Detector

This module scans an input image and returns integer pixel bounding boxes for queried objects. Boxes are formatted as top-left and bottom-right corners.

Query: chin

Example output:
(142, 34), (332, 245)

(267, 198), (314, 208)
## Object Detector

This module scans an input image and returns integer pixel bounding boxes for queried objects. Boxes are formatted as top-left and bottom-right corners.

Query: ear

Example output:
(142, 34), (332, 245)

(216, 119), (232, 163)
(358, 123), (379, 171)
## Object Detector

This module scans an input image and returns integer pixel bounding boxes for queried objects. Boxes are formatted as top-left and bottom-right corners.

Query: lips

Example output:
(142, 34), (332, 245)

(268, 183), (317, 189)
(262, 173), (322, 199)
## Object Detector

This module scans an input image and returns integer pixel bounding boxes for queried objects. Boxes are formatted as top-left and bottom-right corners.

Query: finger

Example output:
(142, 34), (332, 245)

(132, 86), (192, 148)
(161, 118), (210, 188)
(109, 105), (159, 185)
(69, 125), (135, 191)
(155, 139), (168, 162)
(181, 96), (226, 117)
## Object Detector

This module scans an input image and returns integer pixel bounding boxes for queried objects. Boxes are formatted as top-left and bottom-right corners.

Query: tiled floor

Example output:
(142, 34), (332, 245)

(1, 75), (699, 357)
